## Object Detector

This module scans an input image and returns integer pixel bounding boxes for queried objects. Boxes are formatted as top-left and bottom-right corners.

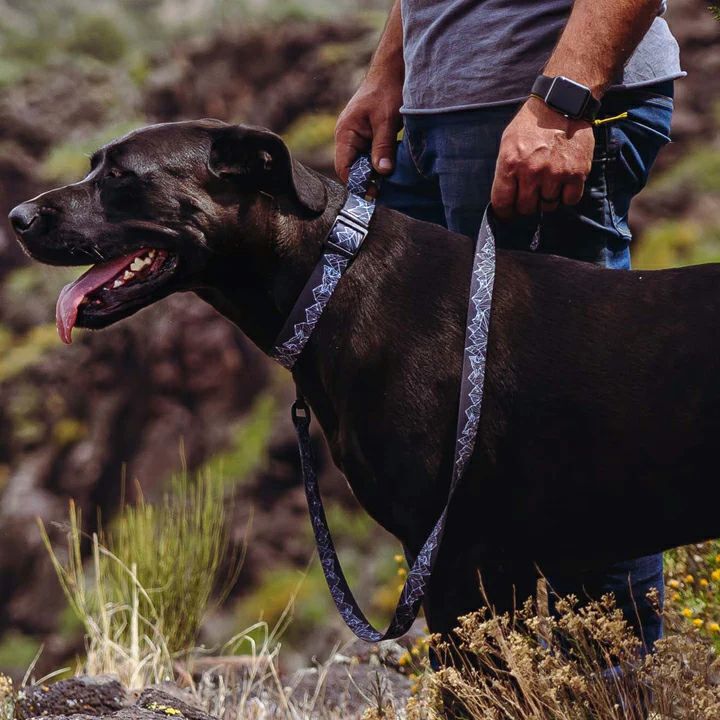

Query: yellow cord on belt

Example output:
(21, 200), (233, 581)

(593, 111), (629, 126)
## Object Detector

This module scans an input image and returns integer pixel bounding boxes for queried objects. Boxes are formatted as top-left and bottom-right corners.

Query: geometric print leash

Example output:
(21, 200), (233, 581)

(272, 155), (497, 640)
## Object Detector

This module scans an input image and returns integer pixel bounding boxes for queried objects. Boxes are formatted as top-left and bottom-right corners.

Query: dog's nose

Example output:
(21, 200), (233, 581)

(9, 202), (42, 234)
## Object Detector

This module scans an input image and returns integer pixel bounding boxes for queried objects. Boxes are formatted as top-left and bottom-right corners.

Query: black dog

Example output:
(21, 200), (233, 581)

(9, 120), (720, 638)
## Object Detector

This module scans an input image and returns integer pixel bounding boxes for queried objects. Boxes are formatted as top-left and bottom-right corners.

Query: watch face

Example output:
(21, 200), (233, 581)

(547, 77), (590, 119)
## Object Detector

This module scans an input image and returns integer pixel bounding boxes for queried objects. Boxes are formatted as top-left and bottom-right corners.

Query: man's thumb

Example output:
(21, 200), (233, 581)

(372, 122), (399, 175)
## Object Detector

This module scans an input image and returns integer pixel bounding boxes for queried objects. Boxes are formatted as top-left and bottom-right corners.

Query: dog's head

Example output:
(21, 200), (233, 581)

(8, 120), (327, 343)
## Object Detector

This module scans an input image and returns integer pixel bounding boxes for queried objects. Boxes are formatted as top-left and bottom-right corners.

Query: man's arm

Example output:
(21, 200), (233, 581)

(334, 0), (404, 182)
(491, 0), (662, 219)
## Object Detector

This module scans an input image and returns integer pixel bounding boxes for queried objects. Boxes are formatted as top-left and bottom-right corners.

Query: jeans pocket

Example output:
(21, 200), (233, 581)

(606, 98), (674, 241)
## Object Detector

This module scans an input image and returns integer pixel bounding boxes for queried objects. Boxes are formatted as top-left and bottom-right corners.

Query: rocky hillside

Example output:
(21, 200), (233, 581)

(0, 16), (386, 678)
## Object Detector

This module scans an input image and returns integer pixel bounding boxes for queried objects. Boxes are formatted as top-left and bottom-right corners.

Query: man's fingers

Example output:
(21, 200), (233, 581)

(561, 178), (585, 207)
(516, 176), (541, 216)
(334, 126), (371, 183)
(490, 166), (518, 220)
(540, 177), (562, 213)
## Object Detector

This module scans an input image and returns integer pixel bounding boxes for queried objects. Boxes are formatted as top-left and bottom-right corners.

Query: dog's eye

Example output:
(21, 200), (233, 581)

(106, 167), (134, 180)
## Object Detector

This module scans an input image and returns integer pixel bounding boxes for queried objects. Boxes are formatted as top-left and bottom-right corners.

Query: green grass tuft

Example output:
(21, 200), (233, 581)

(104, 470), (241, 654)
(40, 468), (244, 686)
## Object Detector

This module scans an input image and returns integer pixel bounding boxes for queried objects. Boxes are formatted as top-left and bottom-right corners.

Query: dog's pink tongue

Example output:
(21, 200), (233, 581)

(56, 251), (144, 344)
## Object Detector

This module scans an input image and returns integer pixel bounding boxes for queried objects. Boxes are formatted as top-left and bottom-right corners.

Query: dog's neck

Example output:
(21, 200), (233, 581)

(197, 175), (346, 352)
(196, 172), (472, 542)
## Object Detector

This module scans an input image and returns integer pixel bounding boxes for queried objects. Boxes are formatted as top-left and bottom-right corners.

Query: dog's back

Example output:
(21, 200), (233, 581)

(480, 248), (720, 568)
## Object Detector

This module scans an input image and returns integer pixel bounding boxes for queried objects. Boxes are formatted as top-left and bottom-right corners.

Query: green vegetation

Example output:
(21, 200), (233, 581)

(65, 14), (129, 64)
(665, 542), (720, 651)
(0, 632), (41, 676)
(41, 120), (146, 183)
(283, 113), (337, 157)
(105, 471), (241, 653)
(234, 501), (402, 647)
(634, 145), (720, 269)
(200, 392), (276, 484)
(0, 0), (387, 88)
(649, 145), (720, 199)
(0, 324), (60, 383)
(633, 220), (720, 270)
(40, 469), (243, 685)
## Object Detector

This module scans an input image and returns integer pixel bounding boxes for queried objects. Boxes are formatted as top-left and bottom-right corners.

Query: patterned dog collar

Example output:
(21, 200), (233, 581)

(271, 156), (376, 369)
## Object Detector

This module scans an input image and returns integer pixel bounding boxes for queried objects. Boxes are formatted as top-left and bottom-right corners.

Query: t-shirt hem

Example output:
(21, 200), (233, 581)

(399, 71), (686, 115)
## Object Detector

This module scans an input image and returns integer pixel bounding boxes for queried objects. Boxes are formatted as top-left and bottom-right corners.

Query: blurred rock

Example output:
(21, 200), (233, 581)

(136, 689), (214, 720)
(16, 676), (127, 719)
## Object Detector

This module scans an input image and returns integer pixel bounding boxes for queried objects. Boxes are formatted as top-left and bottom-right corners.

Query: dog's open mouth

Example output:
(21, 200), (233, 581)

(56, 248), (178, 344)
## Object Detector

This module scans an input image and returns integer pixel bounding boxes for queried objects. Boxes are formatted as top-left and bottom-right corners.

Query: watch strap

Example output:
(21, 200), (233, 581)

(531, 75), (601, 122)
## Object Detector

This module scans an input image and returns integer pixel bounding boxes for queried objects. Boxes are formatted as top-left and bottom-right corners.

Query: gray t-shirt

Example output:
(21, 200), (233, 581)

(401, 0), (684, 113)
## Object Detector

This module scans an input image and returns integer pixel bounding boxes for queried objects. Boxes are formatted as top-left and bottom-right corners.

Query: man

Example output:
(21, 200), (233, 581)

(335, 0), (683, 649)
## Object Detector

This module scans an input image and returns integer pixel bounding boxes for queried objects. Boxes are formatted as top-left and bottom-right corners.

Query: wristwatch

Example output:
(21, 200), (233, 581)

(530, 75), (601, 122)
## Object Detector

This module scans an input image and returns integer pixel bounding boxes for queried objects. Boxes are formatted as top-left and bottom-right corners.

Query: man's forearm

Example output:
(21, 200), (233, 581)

(334, 0), (404, 177)
(366, 0), (404, 85)
(544, 0), (661, 98)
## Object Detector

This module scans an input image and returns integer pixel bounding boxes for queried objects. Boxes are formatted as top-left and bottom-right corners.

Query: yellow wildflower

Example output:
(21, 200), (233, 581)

(701, 578), (709, 587)
(682, 607), (693, 618)
(711, 570), (720, 582)
(668, 579), (681, 589)
(685, 574), (695, 584)
(715, 554), (720, 563)
(693, 618), (704, 628)
(672, 592), (681, 601)
(710, 623), (720, 633)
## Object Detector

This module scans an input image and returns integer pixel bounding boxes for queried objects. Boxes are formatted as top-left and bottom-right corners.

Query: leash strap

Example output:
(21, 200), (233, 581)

(272, 156), (376, 369)
(290, 198), (497, 640)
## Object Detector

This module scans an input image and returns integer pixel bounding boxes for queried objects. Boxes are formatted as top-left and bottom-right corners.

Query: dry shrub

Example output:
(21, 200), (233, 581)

(409, 591), (720, 720)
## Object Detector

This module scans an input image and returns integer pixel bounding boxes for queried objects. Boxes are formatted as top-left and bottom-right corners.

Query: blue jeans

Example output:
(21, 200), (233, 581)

(379, 82), (674, 651)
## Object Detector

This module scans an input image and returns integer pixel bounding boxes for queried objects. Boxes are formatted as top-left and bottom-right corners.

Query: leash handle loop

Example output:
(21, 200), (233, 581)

(292, 203), (497, 641)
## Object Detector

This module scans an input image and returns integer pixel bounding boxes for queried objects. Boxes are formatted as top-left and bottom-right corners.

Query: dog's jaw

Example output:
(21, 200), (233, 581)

(56, 248), (175, 343)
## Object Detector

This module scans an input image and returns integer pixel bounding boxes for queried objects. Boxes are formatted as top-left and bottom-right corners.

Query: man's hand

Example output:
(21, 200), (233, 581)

(335, 0), (404, 183)
(491, 96), (595, 219)
(334, 77), (403, 183)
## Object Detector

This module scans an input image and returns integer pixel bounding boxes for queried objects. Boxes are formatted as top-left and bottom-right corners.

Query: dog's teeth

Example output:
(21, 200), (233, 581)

(130, 258), (145, 272)
(123, 271), (134, 281)
(112, 279), (123, 289)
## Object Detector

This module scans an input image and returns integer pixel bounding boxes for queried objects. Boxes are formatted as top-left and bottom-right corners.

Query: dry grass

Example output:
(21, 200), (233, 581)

(407, 591), (720, 720)
(0, 674), (13, 720)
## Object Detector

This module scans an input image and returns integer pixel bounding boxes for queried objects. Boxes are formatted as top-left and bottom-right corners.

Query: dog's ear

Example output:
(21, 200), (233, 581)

(208, 125), (326, 214)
